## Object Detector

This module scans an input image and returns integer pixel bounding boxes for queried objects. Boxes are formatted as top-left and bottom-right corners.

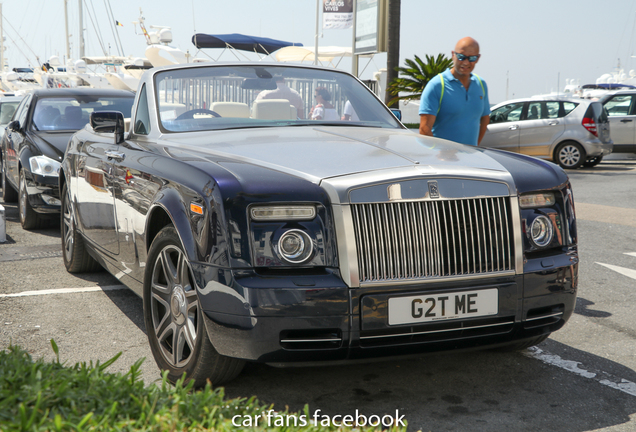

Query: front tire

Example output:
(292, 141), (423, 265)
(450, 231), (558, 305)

(2, 157), (18, 202)
(61, 183), (101, 273)
(19, 169), (44, 230)
(144, 225), (245, 387)
(555, 141), (585, 169)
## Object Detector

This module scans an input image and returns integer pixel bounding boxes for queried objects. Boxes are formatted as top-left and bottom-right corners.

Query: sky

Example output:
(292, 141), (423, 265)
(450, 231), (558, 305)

(1, 0), (636, 105)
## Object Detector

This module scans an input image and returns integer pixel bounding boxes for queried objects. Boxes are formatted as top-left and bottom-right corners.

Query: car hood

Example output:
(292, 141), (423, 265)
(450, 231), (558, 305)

(30, 131), (76, 161)
(158, 126), (567, 195)
(161, 127), (506, 177)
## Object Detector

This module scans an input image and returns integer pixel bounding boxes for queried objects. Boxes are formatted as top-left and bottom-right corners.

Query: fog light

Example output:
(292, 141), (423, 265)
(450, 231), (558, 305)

(41, 195), (61, 206)
(531, 215), (553, 247)
(277, 229), (313, 263)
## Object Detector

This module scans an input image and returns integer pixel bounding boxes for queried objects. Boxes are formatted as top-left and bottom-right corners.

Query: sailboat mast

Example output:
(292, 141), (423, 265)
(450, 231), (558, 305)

(78, 0), (85, 58)
(0, 3), (4, 72)
(64, 0), (70, 60)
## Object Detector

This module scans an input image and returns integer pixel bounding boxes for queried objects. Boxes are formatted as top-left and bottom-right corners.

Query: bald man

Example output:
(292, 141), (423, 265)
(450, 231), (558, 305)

(418, 37), (490, 146)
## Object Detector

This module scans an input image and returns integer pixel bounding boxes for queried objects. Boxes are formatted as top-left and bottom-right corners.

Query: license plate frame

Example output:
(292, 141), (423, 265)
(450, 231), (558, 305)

(387, 288), (498, 326)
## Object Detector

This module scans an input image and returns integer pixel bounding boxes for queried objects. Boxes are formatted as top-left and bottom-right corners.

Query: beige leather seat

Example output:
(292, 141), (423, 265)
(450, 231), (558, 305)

(251, 99), (295, 120)
(210, 102), (250, 118)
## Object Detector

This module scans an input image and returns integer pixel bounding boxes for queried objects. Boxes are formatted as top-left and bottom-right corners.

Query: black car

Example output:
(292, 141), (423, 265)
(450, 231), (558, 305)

(1, 88), (135, 229)
(61, 63), (578, 386)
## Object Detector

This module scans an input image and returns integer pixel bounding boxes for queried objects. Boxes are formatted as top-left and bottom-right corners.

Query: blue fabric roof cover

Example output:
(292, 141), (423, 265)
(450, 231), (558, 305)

(582, 83), (636, 89)
(192, 33), (302, 54)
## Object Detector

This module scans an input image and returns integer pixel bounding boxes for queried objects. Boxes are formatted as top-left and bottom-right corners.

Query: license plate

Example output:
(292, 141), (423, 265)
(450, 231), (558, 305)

(388, 288), (498, 325)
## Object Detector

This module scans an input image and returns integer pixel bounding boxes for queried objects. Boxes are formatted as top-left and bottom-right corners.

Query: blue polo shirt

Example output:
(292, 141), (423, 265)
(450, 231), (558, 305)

(419, 69), (490, 146)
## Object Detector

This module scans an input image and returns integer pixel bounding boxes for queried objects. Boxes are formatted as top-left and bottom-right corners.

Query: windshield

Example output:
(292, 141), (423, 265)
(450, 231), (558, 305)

(154, 65), (402, 132)
(32, 95), (134, 131)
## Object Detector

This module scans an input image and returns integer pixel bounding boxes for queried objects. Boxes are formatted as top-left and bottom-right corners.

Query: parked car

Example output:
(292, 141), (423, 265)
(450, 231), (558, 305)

(480, 96), (612, 169)
(61, 63), (579, 386)
(1, 88), (135, 229)
(599, 90), (636, 153)
(0, 95), (24, 128)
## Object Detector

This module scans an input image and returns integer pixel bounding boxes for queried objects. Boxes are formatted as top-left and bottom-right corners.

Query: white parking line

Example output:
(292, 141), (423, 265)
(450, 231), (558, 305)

(525, 347), (636, 397)
(0, 285), (128, 298)
(596, 263), (636, 280)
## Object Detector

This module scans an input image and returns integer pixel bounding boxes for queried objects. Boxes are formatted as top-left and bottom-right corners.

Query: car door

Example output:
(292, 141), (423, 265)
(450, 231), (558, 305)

(518, 101), (565, 157)
(481, 102), (524, 152)
(3, 94), (32, 186)
(75, 134), (120, 256)
(109, 139), (159, 273)
(603, 94), (636, 149)
(110, 84), (160, 277)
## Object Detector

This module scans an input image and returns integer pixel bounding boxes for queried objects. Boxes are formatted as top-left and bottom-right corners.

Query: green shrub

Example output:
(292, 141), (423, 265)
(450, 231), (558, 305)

(0, 341), (407, 431)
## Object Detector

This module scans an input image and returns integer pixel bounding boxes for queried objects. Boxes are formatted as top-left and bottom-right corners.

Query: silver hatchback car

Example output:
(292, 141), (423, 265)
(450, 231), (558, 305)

(480, 97), (613, 169)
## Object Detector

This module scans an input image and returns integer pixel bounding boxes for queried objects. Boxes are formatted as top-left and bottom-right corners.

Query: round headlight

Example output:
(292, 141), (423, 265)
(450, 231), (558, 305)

(530, 215), (553, 247)
(277, 229), (313, 263)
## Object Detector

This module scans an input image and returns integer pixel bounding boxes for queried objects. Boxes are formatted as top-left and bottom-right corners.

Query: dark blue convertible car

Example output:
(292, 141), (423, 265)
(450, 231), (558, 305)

(59, 63), (579, 385)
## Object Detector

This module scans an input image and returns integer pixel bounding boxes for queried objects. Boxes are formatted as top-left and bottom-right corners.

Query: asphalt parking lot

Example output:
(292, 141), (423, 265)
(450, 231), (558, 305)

(2, 153), (636, 431)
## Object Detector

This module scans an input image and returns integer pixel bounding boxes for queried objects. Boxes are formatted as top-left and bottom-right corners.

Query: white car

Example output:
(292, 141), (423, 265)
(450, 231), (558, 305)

(480, 97), (613, 169)
(599, 90), (636, 154)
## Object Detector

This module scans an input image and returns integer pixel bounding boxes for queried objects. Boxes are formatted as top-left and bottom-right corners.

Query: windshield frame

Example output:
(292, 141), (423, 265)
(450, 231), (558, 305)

(152, 64), (403, 134)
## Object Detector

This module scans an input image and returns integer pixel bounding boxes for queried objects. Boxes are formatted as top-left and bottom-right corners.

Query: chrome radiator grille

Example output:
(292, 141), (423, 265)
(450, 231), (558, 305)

(351, 197), (515, 283)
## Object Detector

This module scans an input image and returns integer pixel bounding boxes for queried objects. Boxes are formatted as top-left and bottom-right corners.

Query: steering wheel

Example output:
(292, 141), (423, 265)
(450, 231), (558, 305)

(175, 109), (221, 120)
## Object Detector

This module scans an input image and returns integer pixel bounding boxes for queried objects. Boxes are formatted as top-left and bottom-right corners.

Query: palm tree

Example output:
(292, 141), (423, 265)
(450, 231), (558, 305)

(387, 54), (453, 105)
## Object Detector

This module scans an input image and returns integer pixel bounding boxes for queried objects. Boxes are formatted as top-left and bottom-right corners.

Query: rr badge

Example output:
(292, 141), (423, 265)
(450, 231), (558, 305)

(428, 181), (440, 199)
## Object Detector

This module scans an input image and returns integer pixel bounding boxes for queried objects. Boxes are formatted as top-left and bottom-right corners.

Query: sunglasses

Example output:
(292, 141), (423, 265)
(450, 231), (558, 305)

(454, 52), (480, 62)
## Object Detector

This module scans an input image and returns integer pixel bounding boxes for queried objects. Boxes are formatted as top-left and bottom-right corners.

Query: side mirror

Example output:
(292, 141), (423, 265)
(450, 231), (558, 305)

(8, 120), (20, 132)
(90, 111), (125, 144)
(390, 108), (402, 121)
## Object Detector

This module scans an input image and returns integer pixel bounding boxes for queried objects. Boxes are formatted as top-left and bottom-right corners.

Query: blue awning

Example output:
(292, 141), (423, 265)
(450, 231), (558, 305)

(192, 33), (303, 54)
(582, 83), (636, 89)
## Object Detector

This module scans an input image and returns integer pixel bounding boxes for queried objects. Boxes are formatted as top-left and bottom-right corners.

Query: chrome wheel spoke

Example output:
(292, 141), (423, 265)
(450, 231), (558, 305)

(160, 248), (179, 288)
(62, 202), (73, 256)
(151, 278), (171, 296)
(151, 250), (173, 295)
(184, 291), (199, 344)
(19, 177), (26, 220)
(174, 325), (195, 366)
(157, 322), (177, 364)
(151, 292), (171, 335)
(177, 252), (189, 288)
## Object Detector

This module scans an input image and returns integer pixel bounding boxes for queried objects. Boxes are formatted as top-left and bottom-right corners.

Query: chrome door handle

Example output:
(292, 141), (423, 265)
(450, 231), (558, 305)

(105, 150), (125, 161)
(548, 121), (559, 125)
(508, 125), (519, 130)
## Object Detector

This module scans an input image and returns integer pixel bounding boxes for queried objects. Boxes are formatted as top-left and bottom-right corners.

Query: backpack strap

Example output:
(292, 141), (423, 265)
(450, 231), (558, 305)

(473, 73), (485, 97)
(437, 73), (445, 115)
(436, 73), (485, 115)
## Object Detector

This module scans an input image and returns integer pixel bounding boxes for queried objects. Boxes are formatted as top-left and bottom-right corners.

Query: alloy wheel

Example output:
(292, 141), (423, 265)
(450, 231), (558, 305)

(1, 159), (6, 190)
(150, 244), (199, 368)
(558, 144), (582, 168)
(19, 171), (28, 224)
(62, 189), (74, 262)
(1, 157), (17, 202)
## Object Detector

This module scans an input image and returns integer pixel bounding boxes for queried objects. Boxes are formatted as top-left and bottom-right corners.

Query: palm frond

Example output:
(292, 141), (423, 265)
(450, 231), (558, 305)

(387, 53), (453, 104)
